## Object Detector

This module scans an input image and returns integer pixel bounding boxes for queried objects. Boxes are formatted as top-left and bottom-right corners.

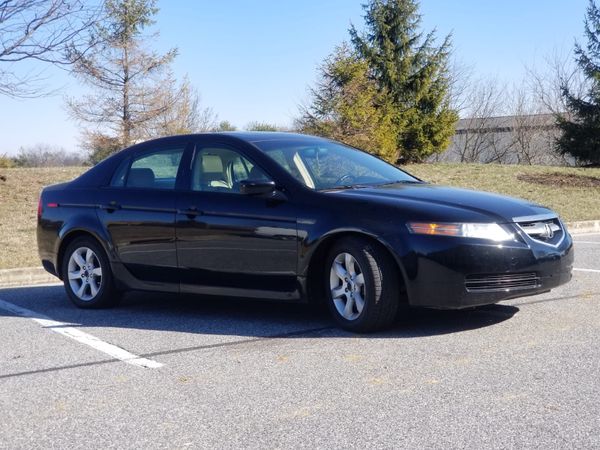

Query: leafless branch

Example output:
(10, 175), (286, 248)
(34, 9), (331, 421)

(0, 0), (103, 97)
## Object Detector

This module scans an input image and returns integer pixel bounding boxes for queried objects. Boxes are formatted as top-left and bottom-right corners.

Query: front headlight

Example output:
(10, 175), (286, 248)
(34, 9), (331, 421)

(406, 222), (513, 242)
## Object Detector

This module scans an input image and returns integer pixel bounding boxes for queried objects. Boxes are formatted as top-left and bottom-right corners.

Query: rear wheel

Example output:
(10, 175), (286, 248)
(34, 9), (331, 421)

(325, 237), (399, 332)
(62, 237), (120, 308)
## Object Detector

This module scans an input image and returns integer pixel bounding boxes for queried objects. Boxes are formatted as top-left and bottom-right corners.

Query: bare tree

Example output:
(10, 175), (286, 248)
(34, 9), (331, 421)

(447, 57), (475, 115)
(506, 85), (569, 165)
(197, 108), (220, 133)
(139, 77), (218, 137)
(0, 0), (101, 97)
(484, 128), (514, 164)
(66, 0), (180, 153)
(442, 74), (573, 166)
(522, 50), (590, 166)
(14, 143), (87, 166)
(446, 78), (507, 163)
(527, 49), (588, 116)
(507, 87), (543, 164)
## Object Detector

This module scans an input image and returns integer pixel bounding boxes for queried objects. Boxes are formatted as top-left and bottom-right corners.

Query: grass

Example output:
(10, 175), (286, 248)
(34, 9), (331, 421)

(0, 167), (84, 270)
(0, 164), (599, 270)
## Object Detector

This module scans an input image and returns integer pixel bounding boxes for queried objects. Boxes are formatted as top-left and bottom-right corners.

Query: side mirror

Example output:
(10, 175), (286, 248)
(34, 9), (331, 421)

(240, 179), (277, 196)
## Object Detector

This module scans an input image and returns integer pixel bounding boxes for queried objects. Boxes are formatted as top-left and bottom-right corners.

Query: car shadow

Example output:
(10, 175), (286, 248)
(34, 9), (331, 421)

(0, 284), (519, 339)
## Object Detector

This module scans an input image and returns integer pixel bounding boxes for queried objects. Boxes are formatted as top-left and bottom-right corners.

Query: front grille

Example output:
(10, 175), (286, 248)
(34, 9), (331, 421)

(465, 272), (540, 293)
(514, 215), (565, 247)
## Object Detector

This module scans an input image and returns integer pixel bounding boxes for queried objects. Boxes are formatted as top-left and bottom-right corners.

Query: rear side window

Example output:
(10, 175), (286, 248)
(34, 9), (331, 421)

(121, 148), (184, 190)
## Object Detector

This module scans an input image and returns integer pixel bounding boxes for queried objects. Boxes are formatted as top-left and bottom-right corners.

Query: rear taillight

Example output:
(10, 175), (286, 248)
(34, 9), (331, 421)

(38, 197), (57, 218)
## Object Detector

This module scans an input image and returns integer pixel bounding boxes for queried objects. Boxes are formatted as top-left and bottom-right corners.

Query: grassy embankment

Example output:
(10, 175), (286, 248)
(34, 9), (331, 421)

(1, 164), (599, 269)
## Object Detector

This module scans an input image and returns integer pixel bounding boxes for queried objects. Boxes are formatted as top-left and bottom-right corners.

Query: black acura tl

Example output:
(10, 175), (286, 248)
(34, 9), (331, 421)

(37, 132), (573, 332)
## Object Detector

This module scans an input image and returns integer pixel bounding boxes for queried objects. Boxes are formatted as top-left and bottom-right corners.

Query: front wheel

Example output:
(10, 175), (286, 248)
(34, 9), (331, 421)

(325, 237), (400, 332)
(62, 237), (120, 308)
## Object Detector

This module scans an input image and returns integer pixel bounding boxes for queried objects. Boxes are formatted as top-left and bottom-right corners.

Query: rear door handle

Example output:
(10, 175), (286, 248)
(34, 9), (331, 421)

(100, 201), (121, 212)
(179, 207), (202, 218)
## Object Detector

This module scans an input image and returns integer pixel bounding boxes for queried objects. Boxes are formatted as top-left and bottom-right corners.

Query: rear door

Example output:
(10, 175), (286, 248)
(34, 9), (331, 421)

(97, 141), (191, 288)
(176, 140), (299, 299)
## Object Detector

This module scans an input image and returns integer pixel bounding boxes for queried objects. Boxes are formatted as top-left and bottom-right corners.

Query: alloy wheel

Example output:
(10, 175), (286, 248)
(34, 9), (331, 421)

(67, 247), (102, 301)
(329, 252), (366, 321)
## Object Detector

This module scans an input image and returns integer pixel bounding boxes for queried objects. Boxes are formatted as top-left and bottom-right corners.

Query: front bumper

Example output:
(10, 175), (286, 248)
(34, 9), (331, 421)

(392, 231), (574, 309)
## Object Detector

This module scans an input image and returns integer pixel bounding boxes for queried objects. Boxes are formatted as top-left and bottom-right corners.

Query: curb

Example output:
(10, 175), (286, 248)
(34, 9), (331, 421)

(0, 220), (598, 288)
(0, 267), (59, 288)
(566, 220), (600, 235)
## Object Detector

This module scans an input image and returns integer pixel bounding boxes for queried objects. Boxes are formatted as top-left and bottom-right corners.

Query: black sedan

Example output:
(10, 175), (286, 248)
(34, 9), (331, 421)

(37, 132), (573, 332)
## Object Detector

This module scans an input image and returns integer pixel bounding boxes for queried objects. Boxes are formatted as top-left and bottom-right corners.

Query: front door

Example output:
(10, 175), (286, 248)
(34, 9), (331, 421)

(176, 143), (299, 299)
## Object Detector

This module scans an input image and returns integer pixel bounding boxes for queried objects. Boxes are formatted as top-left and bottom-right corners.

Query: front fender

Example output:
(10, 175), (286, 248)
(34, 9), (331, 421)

(298, 223), (411, 289)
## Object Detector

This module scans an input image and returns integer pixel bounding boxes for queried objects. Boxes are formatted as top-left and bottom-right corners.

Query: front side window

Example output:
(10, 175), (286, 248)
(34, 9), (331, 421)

(123, 148), (184, 190)
(191, 147), (271, 193)
(252, 139), (419, 190)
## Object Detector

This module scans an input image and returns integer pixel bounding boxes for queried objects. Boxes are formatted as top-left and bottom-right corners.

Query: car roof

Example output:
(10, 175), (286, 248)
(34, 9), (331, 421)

(110, 132), (329, 155)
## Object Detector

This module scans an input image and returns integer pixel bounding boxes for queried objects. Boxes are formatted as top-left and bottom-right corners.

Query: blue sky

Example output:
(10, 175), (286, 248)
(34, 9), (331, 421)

(0, 0), (590, 154)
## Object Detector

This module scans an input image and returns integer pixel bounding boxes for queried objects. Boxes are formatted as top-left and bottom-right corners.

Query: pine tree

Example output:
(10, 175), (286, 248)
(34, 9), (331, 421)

(296, 45), (398, 162)
(350, 0), (457, 162)
(557, 0), (600, 165)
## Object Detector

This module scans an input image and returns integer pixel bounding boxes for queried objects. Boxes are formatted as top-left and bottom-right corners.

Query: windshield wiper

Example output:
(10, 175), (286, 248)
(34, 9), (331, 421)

(322, 184), (372, 191)
(375, 180), (424, 186)
(323, 180), (422, 191)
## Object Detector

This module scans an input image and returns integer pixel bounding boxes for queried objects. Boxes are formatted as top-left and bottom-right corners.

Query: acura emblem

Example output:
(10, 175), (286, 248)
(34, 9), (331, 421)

(542, 223), (555, 239)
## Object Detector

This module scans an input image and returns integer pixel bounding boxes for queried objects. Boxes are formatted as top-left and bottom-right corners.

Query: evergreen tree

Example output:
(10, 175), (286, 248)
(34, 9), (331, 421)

(350, 0), (457, 162)
(557, 0), (600, 165)
(214, 121), (237, 132)
(296, 45), (398, 162)
(246, 122), (280, 132)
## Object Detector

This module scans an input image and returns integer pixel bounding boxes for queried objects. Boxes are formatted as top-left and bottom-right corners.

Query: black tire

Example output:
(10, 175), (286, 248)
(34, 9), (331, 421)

(325, 237), (400, 333)
(61, 236), (120, 309)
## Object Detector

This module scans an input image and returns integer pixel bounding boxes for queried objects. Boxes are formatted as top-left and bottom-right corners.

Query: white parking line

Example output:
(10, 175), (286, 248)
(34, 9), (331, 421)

(0, 299), (163, 369)
(574, 268), (600, 273)
(574, 241), (600, 244)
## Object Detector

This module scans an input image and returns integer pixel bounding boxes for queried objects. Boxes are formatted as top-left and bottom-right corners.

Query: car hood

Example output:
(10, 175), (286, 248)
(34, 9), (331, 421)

(326, 183), (554, 223)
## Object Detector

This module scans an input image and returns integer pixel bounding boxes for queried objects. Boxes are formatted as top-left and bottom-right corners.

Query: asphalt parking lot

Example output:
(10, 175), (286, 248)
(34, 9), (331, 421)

(0, 236), (599, 449)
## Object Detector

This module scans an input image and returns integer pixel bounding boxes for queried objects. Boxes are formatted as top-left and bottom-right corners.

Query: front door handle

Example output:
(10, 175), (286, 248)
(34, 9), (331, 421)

(179, 207), (202, 218)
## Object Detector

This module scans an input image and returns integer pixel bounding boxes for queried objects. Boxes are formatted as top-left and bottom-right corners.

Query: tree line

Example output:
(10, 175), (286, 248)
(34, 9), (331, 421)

(0, 144), (87, 168)
(1, 0), (600, 167)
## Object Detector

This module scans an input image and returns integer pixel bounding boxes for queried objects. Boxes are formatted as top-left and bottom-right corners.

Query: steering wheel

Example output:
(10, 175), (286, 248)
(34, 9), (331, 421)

(334, 173), (355, 186)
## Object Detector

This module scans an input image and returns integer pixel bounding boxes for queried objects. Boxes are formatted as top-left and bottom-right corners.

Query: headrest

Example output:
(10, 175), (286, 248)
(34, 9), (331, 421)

(128, 168), (155, 188)
(202, 154), (223, 173)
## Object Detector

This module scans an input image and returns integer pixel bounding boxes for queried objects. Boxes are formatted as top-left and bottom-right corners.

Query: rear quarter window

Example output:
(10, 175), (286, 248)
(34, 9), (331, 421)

(110, 158), (130, 187)
(121, 148), (184, 190)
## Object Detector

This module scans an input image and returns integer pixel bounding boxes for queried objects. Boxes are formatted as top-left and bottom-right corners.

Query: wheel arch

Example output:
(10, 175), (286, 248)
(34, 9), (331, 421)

(56, 229), (112, 280)
(305, 230), (409, 306)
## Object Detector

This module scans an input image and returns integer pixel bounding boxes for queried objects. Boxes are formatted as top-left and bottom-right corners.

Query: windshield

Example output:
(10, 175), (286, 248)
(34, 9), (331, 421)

(251, 138), (420, 190)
